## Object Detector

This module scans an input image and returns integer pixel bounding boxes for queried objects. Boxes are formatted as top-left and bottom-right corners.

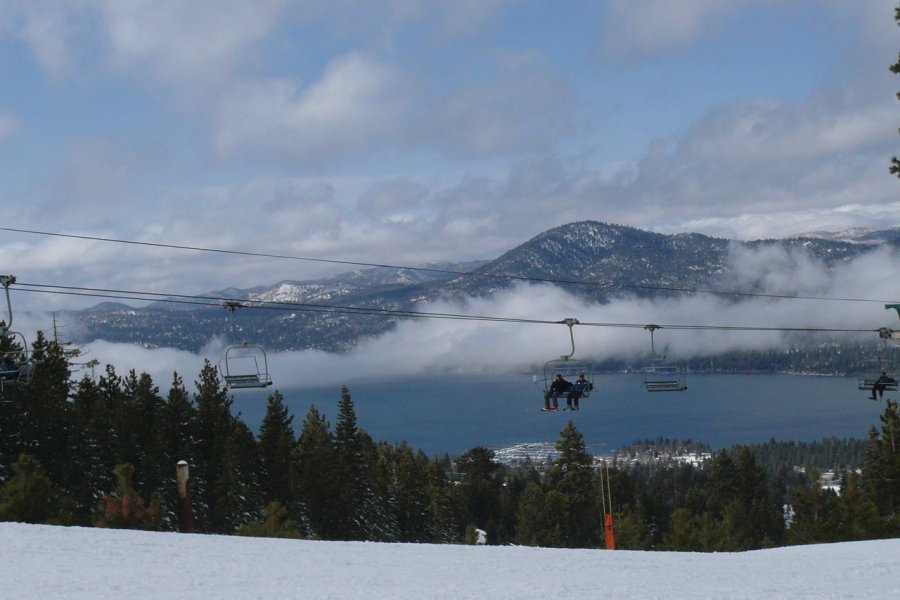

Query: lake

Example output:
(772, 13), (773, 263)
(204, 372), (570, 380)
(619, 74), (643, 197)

(229, 373), (888, 457)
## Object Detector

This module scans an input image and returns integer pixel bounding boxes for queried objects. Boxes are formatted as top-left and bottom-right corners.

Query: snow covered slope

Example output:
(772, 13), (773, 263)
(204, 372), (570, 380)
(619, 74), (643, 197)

(0, 523), (897, 599)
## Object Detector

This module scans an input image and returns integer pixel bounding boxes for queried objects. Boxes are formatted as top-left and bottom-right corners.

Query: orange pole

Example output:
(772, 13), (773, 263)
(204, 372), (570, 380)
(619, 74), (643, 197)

(604, 513), (616, 550)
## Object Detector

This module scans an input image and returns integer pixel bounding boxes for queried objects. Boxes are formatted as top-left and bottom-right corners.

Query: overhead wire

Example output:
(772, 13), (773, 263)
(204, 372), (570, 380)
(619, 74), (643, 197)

(1, 226), (895, 305)
(11, 281), (882, 335)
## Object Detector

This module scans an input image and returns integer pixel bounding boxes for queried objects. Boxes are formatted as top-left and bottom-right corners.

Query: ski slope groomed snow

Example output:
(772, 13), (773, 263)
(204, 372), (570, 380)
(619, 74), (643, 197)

(0, 523), (897, 599)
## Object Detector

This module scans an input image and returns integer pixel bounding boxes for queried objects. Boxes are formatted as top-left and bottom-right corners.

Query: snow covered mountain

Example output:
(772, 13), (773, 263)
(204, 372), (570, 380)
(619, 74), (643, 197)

(67, 221), (900, 353)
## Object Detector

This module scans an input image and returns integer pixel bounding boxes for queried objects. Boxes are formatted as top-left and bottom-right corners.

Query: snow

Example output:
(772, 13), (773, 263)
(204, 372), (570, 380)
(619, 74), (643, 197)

(1, 523), (897, 599)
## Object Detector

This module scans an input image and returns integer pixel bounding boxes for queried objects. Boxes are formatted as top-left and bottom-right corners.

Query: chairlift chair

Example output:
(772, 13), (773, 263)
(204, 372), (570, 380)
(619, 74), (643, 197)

(541, 318), (595, 399)
(640, 325), (687, 392)
(219, 301), (273, 390)
(857, 328), (897, 394)
(220, 343), (273, 389)
(0, 275), (36, 392)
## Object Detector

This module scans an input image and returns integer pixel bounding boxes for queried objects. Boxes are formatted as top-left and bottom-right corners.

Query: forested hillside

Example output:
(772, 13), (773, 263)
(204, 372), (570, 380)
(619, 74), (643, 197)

(0, 337), (898, 550)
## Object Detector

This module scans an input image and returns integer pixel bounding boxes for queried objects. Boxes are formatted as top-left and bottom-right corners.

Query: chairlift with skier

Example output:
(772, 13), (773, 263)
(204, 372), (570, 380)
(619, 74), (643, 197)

(0, 275), (36, 392)
(541, 318), (595, 409)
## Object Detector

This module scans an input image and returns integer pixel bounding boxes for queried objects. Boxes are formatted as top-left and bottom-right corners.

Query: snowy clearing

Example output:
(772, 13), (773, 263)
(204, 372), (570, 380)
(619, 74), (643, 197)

(0, 523), (897, 599)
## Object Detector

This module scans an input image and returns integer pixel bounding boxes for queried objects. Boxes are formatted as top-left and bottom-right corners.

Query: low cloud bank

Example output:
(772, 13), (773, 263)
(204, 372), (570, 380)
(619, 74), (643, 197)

(17, 244), (900, 391)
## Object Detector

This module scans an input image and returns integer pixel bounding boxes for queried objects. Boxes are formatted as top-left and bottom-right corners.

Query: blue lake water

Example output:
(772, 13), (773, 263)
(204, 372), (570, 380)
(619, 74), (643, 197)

(229, 373), (888, 457)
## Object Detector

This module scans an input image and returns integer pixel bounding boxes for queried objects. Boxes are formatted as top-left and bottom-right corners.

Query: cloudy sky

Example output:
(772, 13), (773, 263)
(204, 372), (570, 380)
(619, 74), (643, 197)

(0, 0), (898, 314)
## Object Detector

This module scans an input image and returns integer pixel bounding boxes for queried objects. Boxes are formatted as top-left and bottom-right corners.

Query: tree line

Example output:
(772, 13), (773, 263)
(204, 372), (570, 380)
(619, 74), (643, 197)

(0, 336), (898, 549)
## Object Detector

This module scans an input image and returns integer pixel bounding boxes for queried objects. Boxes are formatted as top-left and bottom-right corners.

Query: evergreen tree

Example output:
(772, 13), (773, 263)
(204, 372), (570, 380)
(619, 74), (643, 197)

(787, 469), (838, 545)
(542, 421), (600, 548)
(331, 386), (395, 541)
(515, 481), (552, 546)
(237, 501), (303, 539)
(859, 400), (900, 529)
(123, 370), (167, 500)
(63, 376), (119, 523)
(93, 463), (162, 530)
(192, 360), (256, 533)
(257, 391), (297, 510)
(294, 405), (335, 538)
(453, 446), (506, 543)
(388, 442), (433, 542)
(834, 471), (886, 540)
(424, 459), (459, 543)
(0, 454), (72, 524)
(1, 335), (73, 485)
(156, 373), (198, 526)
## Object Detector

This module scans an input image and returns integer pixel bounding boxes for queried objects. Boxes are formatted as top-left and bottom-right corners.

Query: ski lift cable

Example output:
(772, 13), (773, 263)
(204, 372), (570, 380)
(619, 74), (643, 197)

(8, 281), (886, 336)
(1, 226), (896, 305)
(11, 283), (560, 325)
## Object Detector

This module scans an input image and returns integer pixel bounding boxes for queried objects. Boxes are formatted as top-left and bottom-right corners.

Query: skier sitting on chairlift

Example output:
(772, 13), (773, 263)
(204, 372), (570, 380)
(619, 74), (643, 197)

(544, 374), (572, 411)
(566, 373), (592, 410)
(871, 371), (896, 400)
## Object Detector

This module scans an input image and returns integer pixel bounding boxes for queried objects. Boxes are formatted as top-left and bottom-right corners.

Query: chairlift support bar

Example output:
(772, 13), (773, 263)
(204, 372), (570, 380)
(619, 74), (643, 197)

(644, 324), (662, 357)
(884, 305), (900, 338)
(556, 317), (580, 360)
(1, 275), (16, 335)
(223, 300), (249, 342)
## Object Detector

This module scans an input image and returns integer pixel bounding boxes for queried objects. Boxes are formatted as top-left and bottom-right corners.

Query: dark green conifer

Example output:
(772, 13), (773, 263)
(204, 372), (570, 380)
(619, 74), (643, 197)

(257, 391), (297, 511)
(0, 454), (71, 524)
(294, 404), (335, 538)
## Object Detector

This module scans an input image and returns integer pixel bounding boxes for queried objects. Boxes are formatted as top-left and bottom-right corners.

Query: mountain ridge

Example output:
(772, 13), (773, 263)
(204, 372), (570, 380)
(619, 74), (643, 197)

(67, 221), (899, 353)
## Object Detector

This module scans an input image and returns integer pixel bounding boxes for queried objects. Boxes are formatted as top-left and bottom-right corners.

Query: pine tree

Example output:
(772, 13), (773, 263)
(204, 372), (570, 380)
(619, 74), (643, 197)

(453, 446), (506, 543)
(424, 459), (459, 543)
(331, 386), (395, 541)
(155, 373), (197, 525)
(123, 370), (167, 500)
(542, 421), (600, 548)
(388, 442), (433, 542)
(63, 375), (119, 523)
(859, 400), (900, 532)
(93, 463), (162, 530)
(515, 481), (552, 546)
(0, 454), (72, 524)
(1, 335), (73, 485)
(192, 360), (257, 533)
(332, 385), (367, 540)
(237, 501), (303, 539)
(294, 405), (335, 538)
(787, 469), (838, 545)
(834, 471), (886, 540)
(257, 391), (297, 510)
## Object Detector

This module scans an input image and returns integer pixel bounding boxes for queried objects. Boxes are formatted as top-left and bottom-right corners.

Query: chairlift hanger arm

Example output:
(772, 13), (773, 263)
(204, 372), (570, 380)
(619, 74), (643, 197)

(1, 275), (16, 334)
(885, 305), (900, 339)
(644, 324), (661, 357)
(887, 304), (900, 320)
(555, 317), (580, 360)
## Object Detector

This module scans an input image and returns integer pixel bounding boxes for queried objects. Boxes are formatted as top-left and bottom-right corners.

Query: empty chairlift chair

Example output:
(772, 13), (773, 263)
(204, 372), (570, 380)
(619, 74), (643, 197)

(219, 301), (273, 390)
(640, 325), (687, 392)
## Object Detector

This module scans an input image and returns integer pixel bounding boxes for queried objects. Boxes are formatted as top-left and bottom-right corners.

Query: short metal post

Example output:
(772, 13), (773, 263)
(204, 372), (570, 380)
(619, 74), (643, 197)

(176, 460), (194, 533)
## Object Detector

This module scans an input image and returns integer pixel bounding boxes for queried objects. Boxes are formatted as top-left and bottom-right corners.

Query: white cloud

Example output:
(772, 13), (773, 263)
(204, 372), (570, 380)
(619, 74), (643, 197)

(93, 0), (284, 87)
(684, 98), (896, 164)
(417, 51), (575, 158)
(58, 243), (897, 391)
(213, 52), (410, 163)
(599, 0), (747, 60)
